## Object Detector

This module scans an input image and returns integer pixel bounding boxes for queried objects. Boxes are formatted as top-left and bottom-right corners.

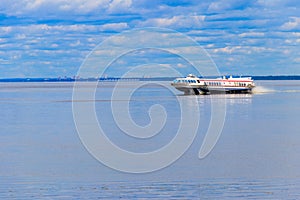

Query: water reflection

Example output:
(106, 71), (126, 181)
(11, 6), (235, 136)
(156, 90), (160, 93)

(186, 93), (253, 105)
(226, 94), (253, 105)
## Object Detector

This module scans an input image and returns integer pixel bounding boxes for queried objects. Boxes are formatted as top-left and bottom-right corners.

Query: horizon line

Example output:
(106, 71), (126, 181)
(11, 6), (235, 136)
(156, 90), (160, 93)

(1, 75), (300, 82)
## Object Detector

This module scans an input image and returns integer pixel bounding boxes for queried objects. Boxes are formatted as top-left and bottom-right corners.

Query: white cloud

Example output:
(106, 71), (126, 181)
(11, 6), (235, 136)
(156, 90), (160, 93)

(51, 43), (59, 48)
(294, 57), (300, 63)
(25, 0), (45, 10)
(239, 32), (265, 37)
(285, 39), (293, 44)
(108, 0), (132, 13)
(257, 0), (298, 8)
(292, 32), (300, 37)
(6, 24), (100, 35)
(70, 40), (81, 47)
(281, 17), (300, 30)
(0, 0), (110, 16)
(139, 15), (205, 29)
(52, 24), (99, 32)
(285, 38), (300, 44)
(213, 46), (241, 54)
(206, 44), (215, 48)
(208, 0), (253, 12)
(0, 27), (12, 34)
(15, 34), (27, 39)
(208, 1), (228, 11)
(0, 0), (299, 77)
(213, 46), (275, 54)
(177, 63), (186, 68)
(100, 23), (129, 31)
(75, 0), (110, 13)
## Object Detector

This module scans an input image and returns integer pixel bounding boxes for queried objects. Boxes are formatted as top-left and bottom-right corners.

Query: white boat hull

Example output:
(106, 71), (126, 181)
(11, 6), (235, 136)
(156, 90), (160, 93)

(171, 74), (255, 95)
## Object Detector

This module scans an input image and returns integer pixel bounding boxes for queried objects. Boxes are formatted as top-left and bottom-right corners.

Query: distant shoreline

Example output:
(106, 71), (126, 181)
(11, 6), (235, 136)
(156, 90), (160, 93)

(0, 75), (300, 82)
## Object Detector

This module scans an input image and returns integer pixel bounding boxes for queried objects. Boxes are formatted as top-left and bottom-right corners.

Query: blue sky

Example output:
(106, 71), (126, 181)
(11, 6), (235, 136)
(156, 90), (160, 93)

(0, 0), (299, 78)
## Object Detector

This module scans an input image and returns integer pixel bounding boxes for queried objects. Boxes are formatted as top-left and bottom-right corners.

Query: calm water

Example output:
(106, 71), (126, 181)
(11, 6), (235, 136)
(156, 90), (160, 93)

(0, 80), (300, 199)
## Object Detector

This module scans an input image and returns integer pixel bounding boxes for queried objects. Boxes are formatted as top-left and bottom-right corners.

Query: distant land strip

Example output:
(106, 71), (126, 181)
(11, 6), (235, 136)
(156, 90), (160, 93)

(0, 76), (300, 82)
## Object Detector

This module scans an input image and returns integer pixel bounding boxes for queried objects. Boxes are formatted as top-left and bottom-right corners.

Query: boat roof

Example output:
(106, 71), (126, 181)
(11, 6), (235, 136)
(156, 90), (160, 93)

(177, 75), (252, 79)
(175, 75), (253, 82)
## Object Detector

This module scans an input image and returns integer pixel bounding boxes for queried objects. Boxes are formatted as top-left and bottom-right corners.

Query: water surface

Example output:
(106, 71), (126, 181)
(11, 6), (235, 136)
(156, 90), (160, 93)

(0, 81), (300, 199)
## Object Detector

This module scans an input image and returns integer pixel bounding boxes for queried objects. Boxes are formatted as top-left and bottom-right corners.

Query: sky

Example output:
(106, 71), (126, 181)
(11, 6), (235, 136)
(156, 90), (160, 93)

(0, 0), (299, 78)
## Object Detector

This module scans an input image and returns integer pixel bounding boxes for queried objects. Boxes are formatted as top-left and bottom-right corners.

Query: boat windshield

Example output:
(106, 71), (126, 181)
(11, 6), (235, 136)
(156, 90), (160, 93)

(173, 79), (197, 83)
